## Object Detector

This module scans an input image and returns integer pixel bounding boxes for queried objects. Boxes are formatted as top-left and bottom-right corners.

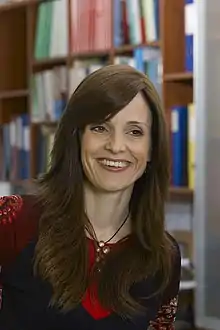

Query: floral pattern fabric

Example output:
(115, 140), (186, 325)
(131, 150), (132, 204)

(148, 297), (178, 329)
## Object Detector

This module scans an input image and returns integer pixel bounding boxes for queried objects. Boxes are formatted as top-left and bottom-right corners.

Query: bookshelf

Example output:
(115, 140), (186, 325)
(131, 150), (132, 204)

(164, 72), (193, 82)
(0, 0), (194, 203)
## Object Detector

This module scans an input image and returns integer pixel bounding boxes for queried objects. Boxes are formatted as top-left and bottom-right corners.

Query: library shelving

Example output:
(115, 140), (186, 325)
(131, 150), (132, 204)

(0, 0), (194, 203)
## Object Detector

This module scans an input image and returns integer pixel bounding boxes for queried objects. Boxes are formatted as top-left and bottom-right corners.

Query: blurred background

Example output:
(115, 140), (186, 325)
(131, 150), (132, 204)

(0, 0), (219, 329)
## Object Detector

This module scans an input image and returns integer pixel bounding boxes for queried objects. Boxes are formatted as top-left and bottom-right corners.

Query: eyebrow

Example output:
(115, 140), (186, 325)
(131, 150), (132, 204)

(104, 119), (151, 127)
(126, 121), (150, 127)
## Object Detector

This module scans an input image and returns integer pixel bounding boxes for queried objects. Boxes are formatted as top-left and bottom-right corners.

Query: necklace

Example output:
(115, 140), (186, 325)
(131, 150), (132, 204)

(85, 213), (130, 271)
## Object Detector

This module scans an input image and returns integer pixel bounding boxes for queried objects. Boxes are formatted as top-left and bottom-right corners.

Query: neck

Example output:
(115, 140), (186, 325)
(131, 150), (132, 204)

(84, 182), (133, 242)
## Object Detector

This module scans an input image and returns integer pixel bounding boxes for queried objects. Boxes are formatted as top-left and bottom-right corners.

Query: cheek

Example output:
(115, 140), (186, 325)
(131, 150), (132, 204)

(133, 147), (150, 179)
(80, 136), (90, 170)
(80, 136), (99, 171)
(81, 144), (91, 169)
(133, 141), (151, 164)
(81, 132), (92, 158)
(80, 146), (93, 182)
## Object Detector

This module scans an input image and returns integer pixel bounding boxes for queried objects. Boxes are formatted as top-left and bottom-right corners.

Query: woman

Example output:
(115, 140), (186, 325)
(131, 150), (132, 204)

(0, 64), (181, 329)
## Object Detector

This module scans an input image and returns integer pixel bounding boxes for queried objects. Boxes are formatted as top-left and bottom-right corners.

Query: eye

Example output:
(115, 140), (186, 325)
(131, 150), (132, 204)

(129, 129), (144, 137)
(90, 125), (107, 133)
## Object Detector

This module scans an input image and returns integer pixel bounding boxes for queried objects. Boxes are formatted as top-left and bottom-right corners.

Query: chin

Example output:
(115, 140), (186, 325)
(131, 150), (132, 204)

(97, 181), (134, 193)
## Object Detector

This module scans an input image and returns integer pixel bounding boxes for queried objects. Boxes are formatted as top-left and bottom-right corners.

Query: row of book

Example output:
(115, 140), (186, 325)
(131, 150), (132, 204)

(114, 0), (159, 47)
(35, 0), (68, 58)
(0, 116), (55, 181)
(34, 0), (159, 59)
(114, 47), (162, 95)
(171, 103), (195, 190)
(0, 102), (195, 185)
(0, 114), (30, 181)
(70, 0), (112, 53)
(70, 47), (161, 95)
(32, 47), (161, 123)
(31, 66), (67, 123)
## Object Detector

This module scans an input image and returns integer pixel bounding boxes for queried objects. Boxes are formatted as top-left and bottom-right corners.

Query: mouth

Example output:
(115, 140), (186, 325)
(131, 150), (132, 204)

(97, 158), (131, 171)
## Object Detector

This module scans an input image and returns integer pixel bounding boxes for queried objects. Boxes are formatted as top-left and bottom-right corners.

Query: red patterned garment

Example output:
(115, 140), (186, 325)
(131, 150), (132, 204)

(149, 297), (178, 330)
(0, 195), (181, 330)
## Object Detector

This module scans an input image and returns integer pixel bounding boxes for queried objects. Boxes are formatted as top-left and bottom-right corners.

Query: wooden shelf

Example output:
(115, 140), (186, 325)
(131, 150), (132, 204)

(115, 41), (160, 54)
(0, 89), (29, 99)
(32, 56), (68, 72)
(164, 72), (193, 82)
(70, 49), (111, 60)
(0, 0), (195, 196)
(168, 187), (193, 203)
(0, 0), (28, 12)
(0, 0), (40, 12)
(70, 42), (160, 59)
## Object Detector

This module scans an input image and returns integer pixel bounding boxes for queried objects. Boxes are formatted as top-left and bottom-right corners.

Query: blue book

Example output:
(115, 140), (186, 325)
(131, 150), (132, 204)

(134, 48), (145, 72)
(2, 124), (10, 180)
(146, 59), (159, 91)
(153, 0), (160, 40)
(185, 0), (194, 72)
(171, 106), (188, 186)
(114, 0), (122, 47)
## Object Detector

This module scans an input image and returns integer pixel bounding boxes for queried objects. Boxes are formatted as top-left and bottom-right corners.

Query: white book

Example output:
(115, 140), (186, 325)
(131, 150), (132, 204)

(42, 70), (54, 121)
(142, 0), (157, 42)
(36, 74), (47, 122)
(132, 0), (142, 44)
(50, 0), (68, 57)
(69, 61), (87, 96)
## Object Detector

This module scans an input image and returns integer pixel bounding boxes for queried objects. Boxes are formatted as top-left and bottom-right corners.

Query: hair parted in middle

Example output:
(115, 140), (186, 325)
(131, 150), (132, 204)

(34, 64), (174, 318)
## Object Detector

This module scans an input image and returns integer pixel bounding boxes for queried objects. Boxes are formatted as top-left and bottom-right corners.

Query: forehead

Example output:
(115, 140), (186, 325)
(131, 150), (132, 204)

(109, 92), (151, 125)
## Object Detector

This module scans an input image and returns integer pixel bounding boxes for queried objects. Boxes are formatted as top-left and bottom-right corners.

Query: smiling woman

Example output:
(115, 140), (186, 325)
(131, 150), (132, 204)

(81, 93), (151, 193)
(0, 65), (180, 330)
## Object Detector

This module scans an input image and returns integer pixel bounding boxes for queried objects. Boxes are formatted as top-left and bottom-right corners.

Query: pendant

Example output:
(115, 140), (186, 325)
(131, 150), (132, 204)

(98, 241), (105, 248)
(98, 241), (110, 255)
(102, 246), (110, 254)
(94, 240), (111, 274)
(95, 240), (110, 263)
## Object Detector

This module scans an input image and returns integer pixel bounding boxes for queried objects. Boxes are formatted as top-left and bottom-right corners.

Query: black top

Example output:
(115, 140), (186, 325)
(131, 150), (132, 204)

(0, 195), (181, 330)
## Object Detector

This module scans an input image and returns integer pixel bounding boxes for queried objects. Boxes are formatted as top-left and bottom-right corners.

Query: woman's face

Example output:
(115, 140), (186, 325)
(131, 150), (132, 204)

(81, 93), (152, 193)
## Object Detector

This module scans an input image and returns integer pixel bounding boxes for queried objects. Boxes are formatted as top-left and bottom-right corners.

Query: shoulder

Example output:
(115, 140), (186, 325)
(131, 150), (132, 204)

(166, 231), (181, 281)
(0, 195), (23, 223)
(148, 233), (181, 327)
(0, 194), (41, 267)
(160, 232), (181, 304)
(166, 231), (181, 264)
(0, 194), (41, 227)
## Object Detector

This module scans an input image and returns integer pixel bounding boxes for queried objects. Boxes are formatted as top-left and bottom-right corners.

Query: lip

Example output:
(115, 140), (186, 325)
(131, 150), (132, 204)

(96, 158), (131, 172)
(97, 158), (131, 163)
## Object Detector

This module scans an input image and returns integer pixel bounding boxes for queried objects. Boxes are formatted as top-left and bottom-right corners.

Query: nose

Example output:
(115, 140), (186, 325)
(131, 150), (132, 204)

(105, 131), (126, 154)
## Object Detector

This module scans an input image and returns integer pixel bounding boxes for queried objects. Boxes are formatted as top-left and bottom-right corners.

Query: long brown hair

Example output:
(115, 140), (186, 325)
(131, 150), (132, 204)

(34, 64), (175, 318)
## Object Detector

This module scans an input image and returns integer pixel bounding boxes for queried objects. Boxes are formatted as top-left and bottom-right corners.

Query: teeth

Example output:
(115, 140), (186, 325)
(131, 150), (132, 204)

(99, 159), (128, 168)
